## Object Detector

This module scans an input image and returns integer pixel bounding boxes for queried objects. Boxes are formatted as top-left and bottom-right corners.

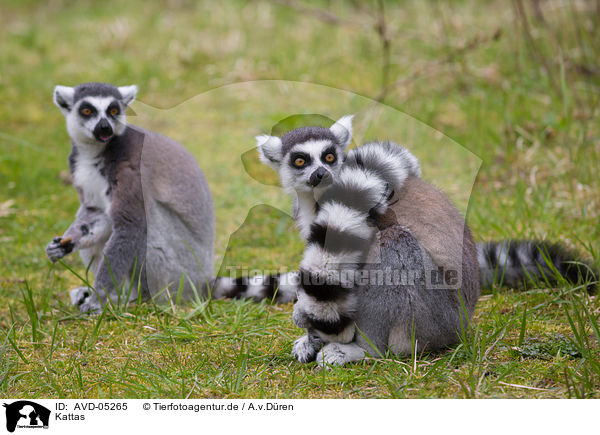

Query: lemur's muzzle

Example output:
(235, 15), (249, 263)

(309, 167), (331, 187)
(93, 118), (113, 143)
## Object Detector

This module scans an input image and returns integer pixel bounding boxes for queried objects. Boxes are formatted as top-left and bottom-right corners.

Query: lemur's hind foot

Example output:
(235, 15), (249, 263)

(69, 286), (103, 314)
(316, 342), (366, 368)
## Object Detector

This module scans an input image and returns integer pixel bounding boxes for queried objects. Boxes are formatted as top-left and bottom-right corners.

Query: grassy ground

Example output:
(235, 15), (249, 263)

(1, 0), (599, 398)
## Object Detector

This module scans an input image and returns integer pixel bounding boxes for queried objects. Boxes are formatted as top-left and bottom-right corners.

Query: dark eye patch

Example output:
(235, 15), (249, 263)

(106, 102), (120, 117)
(78, 103), (96, 117)
(321, 146), (337, 164)
(290, 152), (311, 169)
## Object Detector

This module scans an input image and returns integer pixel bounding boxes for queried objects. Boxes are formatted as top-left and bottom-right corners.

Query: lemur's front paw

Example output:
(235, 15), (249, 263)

(46, 237), (74, 262)
(70, 287), (102, 314)
(292, 335), (321, 363)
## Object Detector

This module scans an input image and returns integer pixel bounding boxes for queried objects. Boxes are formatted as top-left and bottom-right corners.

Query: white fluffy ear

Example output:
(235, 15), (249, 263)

(256, 134), (284, 171)
(53, 86), (75, 115)
(118, 85), (138, 106)
(330, 114), (354, 149)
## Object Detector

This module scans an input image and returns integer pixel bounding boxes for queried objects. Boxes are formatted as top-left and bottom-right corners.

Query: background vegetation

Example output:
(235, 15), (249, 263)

(0, 0), (599, 398)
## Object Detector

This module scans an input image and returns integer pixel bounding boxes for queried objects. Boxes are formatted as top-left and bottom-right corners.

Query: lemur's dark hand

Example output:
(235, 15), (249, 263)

(46, 236), (74, 262)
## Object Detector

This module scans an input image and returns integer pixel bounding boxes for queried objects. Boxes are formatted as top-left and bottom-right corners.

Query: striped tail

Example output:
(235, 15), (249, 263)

(301, 141), (421, 287)
(210, 272), (298, 303)
(477, 240), (598, 293)
(297, 142), (420, 317)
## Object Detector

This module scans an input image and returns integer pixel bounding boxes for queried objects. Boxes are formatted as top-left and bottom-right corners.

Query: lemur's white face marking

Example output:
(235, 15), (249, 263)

(279, 139), (342, 193)
(257, 115), (354, 195)
(53, 85), (137, 147)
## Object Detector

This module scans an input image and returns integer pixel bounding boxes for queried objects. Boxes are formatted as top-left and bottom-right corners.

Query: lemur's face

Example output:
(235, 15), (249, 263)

(279, 140), (342, 193)
(68, 96), (127, 144)
(53, 83), (137, 146)
(257, 115), (353, 195)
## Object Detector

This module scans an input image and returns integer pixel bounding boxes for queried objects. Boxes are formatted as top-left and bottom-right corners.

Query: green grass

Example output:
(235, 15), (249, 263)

(1, 0), (599, 398)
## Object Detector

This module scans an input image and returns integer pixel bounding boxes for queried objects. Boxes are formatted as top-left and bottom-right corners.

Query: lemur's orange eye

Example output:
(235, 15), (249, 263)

(325, 153), (335, 162)
(294, 158), (305, 167)
(80, 108), (92, 116)
(109, 107), (119, 116)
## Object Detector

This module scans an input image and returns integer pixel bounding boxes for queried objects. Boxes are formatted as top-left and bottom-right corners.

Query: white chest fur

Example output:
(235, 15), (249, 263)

(72, 146), (111, 212)
(294, 192), (318, 241)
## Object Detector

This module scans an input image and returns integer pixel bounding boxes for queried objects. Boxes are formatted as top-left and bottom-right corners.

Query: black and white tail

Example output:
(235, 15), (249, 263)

(210, 272), (298, 303)
(299, 141), (420, 302)
(212, 141), (420, 307)
(477, 240), (597, 293)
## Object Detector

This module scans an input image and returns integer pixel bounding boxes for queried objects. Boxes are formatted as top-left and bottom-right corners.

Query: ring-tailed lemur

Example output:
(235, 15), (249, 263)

(255, 115), (597, 366)
(291, 140), (481, 366)
(47, 82), (216, 313)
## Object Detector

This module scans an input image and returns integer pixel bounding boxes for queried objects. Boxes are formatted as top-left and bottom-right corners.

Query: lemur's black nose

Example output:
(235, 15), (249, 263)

(309, 167), (329, 187)
(94, 118), (113, 142)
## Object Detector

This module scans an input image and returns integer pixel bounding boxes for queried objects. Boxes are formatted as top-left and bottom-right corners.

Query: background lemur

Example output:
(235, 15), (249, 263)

(255, 116), (597, 366)
(46, 82), (215, 313)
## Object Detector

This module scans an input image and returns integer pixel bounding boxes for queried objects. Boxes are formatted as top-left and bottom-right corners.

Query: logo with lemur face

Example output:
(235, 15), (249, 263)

(2, 401), (50, 433)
